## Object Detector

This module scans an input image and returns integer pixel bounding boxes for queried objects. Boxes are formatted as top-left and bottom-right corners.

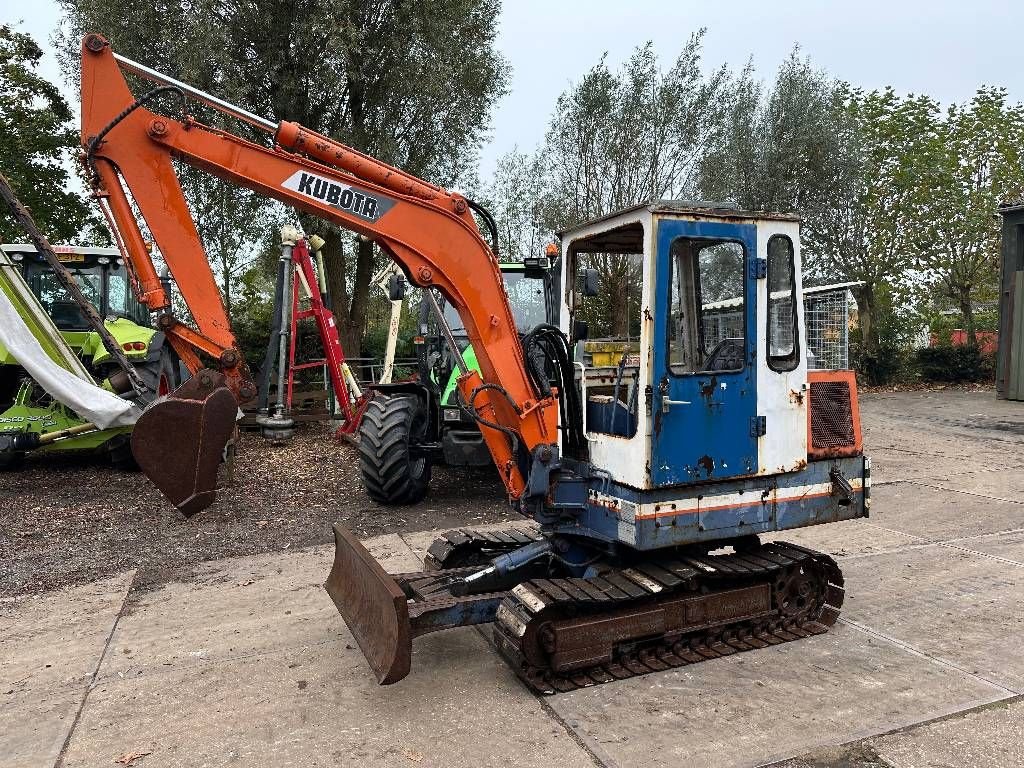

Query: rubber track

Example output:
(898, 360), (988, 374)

(425, 527), (544, 570)
(493, 542), (844, 694)
(357, 394), (429, 504)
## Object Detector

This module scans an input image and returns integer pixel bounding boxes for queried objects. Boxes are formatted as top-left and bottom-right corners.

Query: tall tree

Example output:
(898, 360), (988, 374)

(537, 34), (730, 336)
(813, 88), (937, 363)
(543, 34), (730, 225)
(480, 149), (550, 262)
(59, 0), (508, 353)
(0, 24), (100, 243)
(916, 87), (1024, 344)
(180, 169), (279, 317)
(699, 49), (855, 266)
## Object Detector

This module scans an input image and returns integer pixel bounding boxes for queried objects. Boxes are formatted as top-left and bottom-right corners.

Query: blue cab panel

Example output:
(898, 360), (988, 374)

(553, 457), (870, 551)
(650, 218), (759, 486)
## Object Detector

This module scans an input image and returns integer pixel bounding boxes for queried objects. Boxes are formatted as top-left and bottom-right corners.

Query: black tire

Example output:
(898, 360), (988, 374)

(0, 366), (20, 409)
(0, 450), (24, 471)
(136, 347), (179, 399)
(106, 432), (138, 471)
(357, 393), (432, 505)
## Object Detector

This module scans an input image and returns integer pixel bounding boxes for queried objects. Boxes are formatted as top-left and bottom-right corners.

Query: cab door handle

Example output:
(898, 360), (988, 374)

(661, 396), (691, 412)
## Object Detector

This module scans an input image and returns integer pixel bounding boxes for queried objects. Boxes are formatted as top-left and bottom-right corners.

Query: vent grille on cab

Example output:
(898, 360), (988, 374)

(807, 371), (862, 459)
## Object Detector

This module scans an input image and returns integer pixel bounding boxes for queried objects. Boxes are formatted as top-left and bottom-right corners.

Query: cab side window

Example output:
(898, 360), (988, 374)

(767, 235), (799, 372)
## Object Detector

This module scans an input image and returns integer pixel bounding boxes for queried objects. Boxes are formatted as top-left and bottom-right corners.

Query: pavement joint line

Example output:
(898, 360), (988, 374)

(837, 617), (1019, 697)
(861, 521), (925, 541)
(402, 530), (609, 768)
(936, 541), (1024, 568)
(866, 416), (1024, 446)
(866, 442), (1017, 465)
(53, 569), (139, 768)
(402, 528), (610, 767)
(757, 692), (1023, 768)
(835, 541), (937, 561)
(942, 525), (1024, 544)
(468, 627), (609, 767)
(903, 479), (1024, 506)
(841, 521), (1024, 556)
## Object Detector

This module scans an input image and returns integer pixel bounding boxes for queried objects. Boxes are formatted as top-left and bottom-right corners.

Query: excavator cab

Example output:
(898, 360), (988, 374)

(555, 202), (866, 551)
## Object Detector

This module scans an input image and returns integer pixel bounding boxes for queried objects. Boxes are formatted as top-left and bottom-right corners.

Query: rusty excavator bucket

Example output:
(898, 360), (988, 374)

(131, 369), (239, 517)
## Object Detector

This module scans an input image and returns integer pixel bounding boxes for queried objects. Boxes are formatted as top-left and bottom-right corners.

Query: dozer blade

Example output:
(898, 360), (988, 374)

(325, 523), (412, 685)
(131, 369), (238, 517)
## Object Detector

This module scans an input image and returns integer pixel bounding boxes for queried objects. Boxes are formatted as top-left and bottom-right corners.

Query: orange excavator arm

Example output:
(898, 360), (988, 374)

(80, 34), (558, 501)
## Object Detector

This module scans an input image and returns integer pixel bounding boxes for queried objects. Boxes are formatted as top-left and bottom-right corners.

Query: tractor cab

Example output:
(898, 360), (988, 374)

(419, 259), (558, 466)
(3, 244), (151, 332)
(557, 201), (868, 549)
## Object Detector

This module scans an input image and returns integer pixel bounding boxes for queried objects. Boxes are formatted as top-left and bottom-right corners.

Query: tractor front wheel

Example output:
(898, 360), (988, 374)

(0, 450), (24, 471)
(106, 433), (137, 470)
(357, 394), (432, 505)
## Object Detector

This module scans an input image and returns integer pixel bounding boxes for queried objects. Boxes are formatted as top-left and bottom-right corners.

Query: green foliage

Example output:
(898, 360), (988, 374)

(516, 35), (730, 339)
(0, 25), (102, 243)
(700, 47), (853, 255)
(973, 309), (1000, 333)
(483, 31), (1024, 386)
(851, 334), (906, 386)
(914, 88), (1024, 344)
(915, 344), (996, 383)
(228, 261), (276, 370)
(539, 34), (730, 229)
(848, 286), (922, 385)
(60, 0), (509, 358)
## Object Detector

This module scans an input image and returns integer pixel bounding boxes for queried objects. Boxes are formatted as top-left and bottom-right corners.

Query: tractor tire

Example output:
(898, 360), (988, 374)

(357, 393), (432, 505)
(138, 347), (180, 399)
(0, 450), (24, 471)
(106, 433), (137, 471)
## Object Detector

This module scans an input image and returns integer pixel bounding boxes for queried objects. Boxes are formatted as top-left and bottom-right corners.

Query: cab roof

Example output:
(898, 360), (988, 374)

(1, 243), (121, 257)
(556, 199), (802, 238)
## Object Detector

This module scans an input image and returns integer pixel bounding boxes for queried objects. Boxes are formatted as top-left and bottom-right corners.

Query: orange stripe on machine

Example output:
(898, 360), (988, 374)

(591, 479), (864, 522)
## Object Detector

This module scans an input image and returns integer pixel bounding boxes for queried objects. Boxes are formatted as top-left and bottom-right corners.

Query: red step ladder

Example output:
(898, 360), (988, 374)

(286, 239), (367, 434)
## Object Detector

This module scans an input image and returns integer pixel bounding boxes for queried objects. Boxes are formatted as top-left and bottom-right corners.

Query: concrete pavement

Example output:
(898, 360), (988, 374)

(3, 390), (1023, 768)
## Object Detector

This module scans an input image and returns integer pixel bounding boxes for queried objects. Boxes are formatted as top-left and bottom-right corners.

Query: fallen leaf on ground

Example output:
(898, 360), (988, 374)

(115, 750), (152, 766)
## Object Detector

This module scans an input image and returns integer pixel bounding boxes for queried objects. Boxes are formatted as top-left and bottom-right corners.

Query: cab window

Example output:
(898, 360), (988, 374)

(767, 235), (799, 371)
(668, 238), (746, 374)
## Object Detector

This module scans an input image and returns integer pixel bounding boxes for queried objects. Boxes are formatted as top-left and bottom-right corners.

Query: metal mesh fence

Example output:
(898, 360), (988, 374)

(701, 286), (853, 370)
(803, 289), (851, 370)
(702, 309), (743, 349)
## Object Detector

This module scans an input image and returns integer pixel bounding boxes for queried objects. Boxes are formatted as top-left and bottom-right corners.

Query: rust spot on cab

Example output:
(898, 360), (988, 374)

(697, 455), (715, 476)
(789, 389), (805, 405)
(700, 376), (718, 401)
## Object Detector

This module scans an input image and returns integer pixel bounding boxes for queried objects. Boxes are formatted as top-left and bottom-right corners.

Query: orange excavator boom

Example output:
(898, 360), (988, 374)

(80, 34), (558, 509)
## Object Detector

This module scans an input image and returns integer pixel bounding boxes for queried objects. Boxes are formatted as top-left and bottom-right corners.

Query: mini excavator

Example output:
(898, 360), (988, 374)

(81, 35), (869, 692)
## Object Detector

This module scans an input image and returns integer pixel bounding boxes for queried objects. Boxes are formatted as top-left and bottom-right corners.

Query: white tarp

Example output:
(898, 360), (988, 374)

(0, 289), (140, 429)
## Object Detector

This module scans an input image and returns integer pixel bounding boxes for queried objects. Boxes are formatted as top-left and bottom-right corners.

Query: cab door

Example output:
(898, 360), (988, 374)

(650, 217), (758, 486)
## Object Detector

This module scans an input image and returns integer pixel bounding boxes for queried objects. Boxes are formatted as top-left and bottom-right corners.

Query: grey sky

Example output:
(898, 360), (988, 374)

(8, 0), (1024, 181)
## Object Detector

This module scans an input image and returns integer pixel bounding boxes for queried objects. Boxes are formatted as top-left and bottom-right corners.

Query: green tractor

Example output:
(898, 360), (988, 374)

(0, 244), (180, 469)
(358, 258), (558, 503)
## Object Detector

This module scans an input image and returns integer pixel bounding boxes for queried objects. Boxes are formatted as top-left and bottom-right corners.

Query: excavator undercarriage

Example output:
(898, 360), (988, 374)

(327, 525), (843, 693)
